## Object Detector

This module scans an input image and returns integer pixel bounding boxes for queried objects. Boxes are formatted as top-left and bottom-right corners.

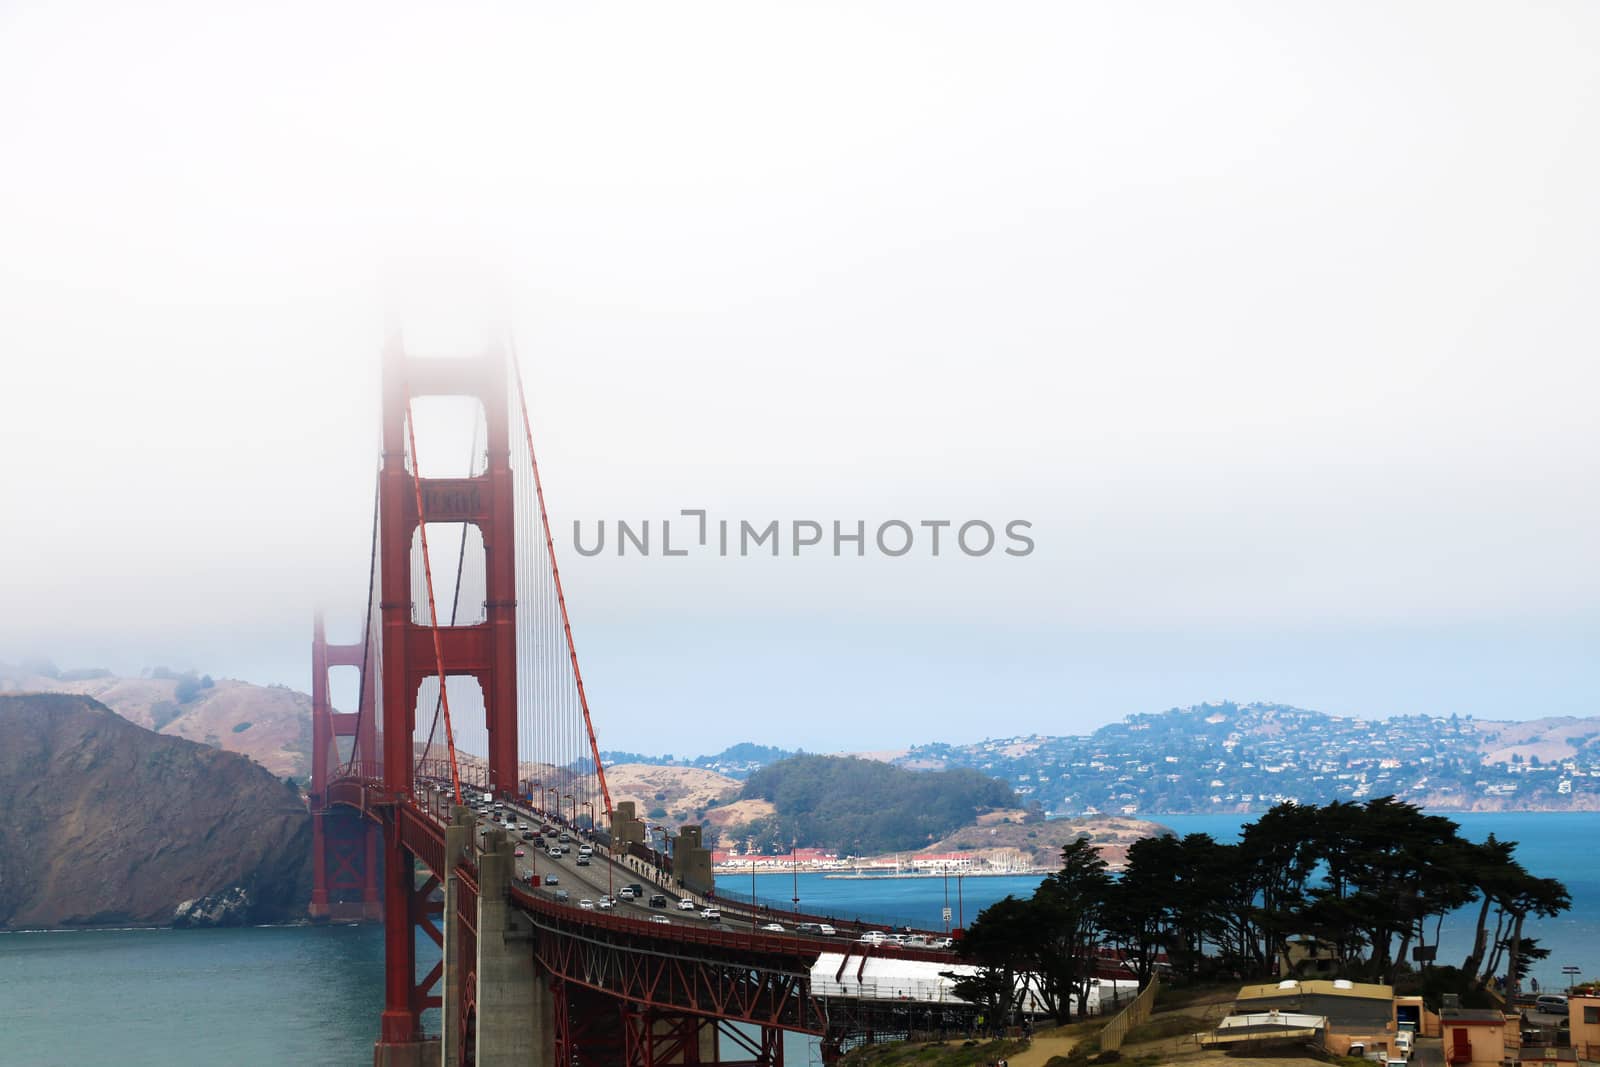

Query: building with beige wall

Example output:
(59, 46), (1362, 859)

(1440, 1007), (1511, 1067)
(1569, 994), (1600, 1063)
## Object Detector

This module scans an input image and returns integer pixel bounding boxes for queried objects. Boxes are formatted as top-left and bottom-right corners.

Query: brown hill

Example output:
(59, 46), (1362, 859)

(0, 693), (312, 928)
(923, 814), (1169, 870)
(2, 671), (311, 779)
(603, 763), (742, 824)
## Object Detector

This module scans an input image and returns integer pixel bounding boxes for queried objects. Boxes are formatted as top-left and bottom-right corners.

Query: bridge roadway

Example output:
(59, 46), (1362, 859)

(351, 778), (983, 1063)
(481, 793), (947, 944)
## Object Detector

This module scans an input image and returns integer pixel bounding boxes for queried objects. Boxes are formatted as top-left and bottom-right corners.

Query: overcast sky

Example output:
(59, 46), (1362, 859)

(1, 3), (1595, 755)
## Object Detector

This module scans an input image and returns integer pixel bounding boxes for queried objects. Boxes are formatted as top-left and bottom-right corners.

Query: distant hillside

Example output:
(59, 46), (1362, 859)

(0, 661), (311, 779)
(0, 693), (311, 928)
(603, 763), (742, 823)
(721, 754), (1021, 855)
(599, 742), (797, 781)
(895, 701), (1600, 815)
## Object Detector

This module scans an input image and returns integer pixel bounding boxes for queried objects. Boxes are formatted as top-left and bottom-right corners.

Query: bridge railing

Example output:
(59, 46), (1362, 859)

(707, 881), (944, 937)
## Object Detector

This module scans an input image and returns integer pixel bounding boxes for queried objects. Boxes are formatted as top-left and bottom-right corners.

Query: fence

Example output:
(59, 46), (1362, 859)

(1098, 973), (1160, 1053)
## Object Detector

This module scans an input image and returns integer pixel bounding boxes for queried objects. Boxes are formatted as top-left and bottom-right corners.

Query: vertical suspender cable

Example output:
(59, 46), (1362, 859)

(507, 340), (613, 819)
(344, 481), (381, 778)
(403, 389), (465, 806)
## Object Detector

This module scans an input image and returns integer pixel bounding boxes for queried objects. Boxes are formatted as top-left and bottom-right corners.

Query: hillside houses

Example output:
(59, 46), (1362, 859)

(895, 702), (1600, 815)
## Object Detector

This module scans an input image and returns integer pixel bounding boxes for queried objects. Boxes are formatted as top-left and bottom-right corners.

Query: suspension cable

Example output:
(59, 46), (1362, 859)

(508, 339), (613, 819)
(343, 480), (381, 779)
(414, 410), (483, 774)
(403, 388), (465, 806)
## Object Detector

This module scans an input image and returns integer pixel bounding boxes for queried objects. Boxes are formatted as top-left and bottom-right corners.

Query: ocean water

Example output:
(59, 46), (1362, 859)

(1, 813), (1593, 1065)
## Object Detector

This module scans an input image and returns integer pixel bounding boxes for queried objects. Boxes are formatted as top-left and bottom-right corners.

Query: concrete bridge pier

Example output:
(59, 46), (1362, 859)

(472, 828), (554, 1067)
(441, 808), (471, 1067)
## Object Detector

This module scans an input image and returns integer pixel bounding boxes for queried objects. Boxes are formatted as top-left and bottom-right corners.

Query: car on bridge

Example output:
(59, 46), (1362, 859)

(760, 923), (785, 933)
(545, 874), (559, 885)
(700, 908), (722, 923)
(649, 915), (671, 925)
(514, 847), (525, 857)
(575, 856), (590, 866)
(578, 899), (594, 910)
(649, 894), (667, 908)
(676, 899), (697, 911)
(597, 897), (616, 911)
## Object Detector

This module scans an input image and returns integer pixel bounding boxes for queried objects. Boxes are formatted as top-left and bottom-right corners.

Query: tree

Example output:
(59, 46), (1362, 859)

(948, 894), (1034, 1023)
(1029, 837), (1113, 1022)
(1101, 834), (1182, 985)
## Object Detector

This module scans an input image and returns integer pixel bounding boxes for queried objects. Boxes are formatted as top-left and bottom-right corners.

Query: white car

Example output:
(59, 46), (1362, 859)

(858, 931), (887, 945)
(676, 899), (697, 911)
(759, 922), (785, 933)
(649, 915), (671, 925)
(818, 924), (837, 936)
(597, 898), (615, 911)
(700, 908), (722, 922)
(578, 899), (594, 910)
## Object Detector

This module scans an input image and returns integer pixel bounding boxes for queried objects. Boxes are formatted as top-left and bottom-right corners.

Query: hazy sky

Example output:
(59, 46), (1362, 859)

(2, 3), (1596, 754)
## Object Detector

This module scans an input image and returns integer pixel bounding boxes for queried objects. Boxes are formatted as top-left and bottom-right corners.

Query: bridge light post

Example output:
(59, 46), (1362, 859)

(545, 786), (558, 816)
(583, 800), (595, 835)
(564, 793), (574, 827)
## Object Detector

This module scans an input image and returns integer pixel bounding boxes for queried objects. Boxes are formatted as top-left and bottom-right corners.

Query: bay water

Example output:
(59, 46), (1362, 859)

(2, 812), (1593, 1065)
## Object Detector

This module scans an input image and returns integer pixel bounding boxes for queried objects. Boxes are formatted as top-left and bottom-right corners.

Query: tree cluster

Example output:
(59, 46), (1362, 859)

(953, 798), (1570, 1024)
(734, 754), (1018, 856)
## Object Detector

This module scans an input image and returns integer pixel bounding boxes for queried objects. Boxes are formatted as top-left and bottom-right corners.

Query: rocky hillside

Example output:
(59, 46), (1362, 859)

(0, 663), (311, 778)
(0, 693), (312, 929)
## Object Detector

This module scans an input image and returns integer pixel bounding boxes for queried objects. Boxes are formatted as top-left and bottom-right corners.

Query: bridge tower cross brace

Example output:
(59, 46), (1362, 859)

(375, 341), (520, 1058)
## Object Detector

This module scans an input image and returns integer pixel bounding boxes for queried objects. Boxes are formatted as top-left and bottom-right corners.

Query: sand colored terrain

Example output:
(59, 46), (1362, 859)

(603, 763), (742, 822)
(1475, 716), (1600, 765)
(924, 814), (1168, 869)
